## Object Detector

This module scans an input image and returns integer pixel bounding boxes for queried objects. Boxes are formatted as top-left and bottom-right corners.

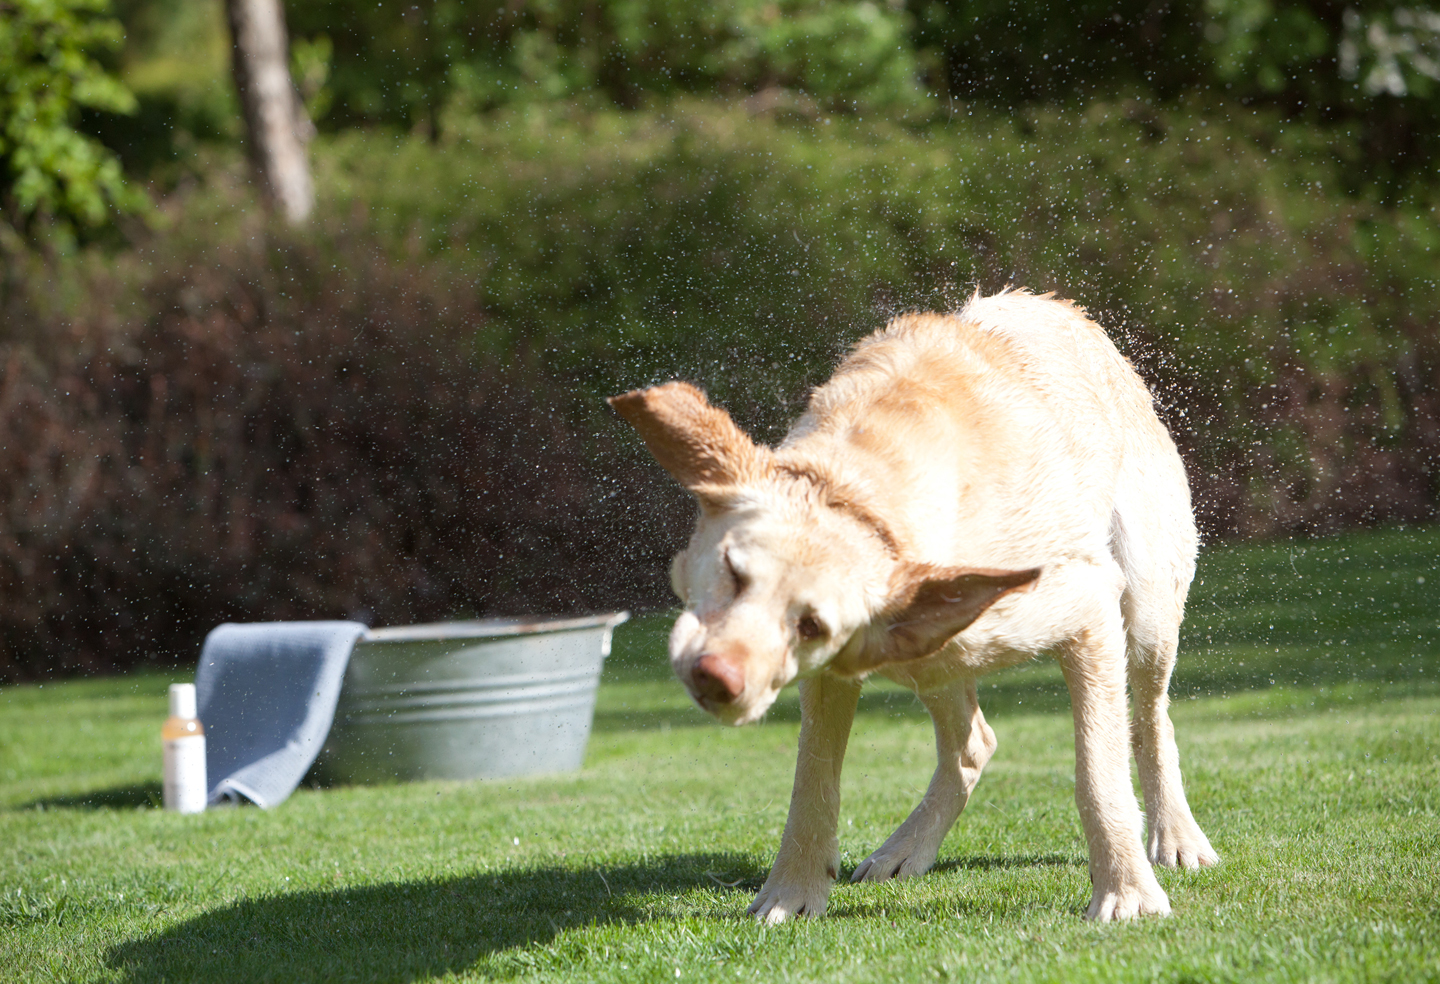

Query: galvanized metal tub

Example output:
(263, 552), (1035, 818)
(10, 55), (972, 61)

(312, 612), (628, 784)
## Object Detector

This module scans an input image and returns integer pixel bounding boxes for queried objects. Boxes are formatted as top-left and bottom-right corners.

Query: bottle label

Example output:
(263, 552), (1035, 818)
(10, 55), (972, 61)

(163, 735), (208, 813)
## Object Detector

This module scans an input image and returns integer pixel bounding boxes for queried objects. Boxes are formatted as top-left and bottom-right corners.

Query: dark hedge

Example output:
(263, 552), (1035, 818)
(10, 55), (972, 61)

(0, 235), (687, 682)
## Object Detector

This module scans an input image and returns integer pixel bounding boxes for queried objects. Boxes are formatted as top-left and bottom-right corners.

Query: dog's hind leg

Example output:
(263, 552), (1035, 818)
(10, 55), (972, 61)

(1057, 608), (1171, 920)
(1127, 621), (1219, 870)
(851, 676), (995, 883)
(1113, 500), (1219, 871)
(1111, 461), (1218, 871)
(749, 672), (862, 924)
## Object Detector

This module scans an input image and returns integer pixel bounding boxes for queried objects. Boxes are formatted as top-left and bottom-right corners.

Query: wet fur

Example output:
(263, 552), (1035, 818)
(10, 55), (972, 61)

(609, 289), (1218, 924)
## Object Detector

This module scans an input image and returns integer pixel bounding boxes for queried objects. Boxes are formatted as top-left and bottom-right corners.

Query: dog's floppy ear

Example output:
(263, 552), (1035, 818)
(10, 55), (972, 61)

(608, 382), (770, 499)
(860, 564), (1041, 667)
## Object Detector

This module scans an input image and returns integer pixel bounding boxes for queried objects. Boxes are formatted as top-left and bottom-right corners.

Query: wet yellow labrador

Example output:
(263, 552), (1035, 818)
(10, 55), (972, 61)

(609, 290), (1218, 923)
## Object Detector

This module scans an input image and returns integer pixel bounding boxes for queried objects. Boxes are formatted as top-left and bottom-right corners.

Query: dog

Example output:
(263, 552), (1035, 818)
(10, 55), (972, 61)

(608, 289), (1218, 923)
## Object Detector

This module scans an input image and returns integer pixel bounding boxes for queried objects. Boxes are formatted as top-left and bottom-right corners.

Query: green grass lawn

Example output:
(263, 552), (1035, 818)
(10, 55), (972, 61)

(3, 528), (1438, 982)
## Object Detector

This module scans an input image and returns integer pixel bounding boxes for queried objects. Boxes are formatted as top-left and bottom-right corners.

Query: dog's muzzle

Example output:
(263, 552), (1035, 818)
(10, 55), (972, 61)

(690, 653), (745, 705)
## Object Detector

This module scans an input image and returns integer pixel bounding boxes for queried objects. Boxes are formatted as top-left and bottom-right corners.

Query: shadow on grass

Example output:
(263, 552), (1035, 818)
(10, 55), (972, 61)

(23, 782), (162, 811)
(931, 852), (1081, 874)
(105, 852), (761, 983)
(105, 849), (1086, 981)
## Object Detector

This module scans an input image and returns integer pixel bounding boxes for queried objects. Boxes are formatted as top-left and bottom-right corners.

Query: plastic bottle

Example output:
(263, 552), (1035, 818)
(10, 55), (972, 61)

(162, 683), (207, 813)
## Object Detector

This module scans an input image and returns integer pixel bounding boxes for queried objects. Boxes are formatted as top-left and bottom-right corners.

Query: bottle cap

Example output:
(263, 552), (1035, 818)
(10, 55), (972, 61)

(169, 683), (198, 720)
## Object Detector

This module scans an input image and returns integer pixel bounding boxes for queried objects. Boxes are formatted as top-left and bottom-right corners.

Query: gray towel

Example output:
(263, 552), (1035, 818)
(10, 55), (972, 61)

(194, 621), (367, 808)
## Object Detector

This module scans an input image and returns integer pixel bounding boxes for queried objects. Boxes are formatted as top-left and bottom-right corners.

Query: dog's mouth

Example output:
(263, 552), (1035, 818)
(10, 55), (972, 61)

(689, 684), (780, 726)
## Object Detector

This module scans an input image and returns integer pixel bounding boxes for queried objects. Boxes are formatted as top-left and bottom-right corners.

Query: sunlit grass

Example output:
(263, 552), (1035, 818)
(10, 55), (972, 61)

(2, 528), (1438, 982)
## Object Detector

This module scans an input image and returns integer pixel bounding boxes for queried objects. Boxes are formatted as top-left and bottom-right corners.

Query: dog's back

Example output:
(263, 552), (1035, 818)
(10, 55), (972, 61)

(780, 290), (1194, 600)
(949, 290), (1198, 641)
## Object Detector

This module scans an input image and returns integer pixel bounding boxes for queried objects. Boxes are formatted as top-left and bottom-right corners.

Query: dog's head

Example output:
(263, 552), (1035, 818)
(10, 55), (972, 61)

(610, 382), (1038, 725)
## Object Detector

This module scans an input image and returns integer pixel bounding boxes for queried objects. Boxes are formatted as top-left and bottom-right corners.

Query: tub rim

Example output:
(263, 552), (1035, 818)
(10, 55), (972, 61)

(358, 611), (630, 645)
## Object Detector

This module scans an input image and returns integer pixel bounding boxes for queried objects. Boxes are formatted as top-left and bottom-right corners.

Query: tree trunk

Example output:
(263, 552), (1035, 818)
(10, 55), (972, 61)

(226, 0), (314, 224)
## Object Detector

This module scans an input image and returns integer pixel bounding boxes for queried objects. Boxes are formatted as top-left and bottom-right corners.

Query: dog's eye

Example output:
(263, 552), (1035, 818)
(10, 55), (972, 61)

(797, 614), (825, 642)
(724, 552), (747, 595)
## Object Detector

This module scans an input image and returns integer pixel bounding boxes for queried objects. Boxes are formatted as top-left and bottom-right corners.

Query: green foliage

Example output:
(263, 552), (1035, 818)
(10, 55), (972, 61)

(91, 0), (238, 177)
(290, 32), (334, 122)
(907, 0), (1209, 102)
(2, 528), (1438, 981)
(88, 1), (1440, 191)
(906, 0), (1440, 190)
(905, 0), (1440, 109)
(309, 101), (1440, 535)
(1339, 4), (1440, 97)
(0, 0), (145, 231)
(286, 0), (928, 128)
(1200, 0), (1440, 104)
(1204, 0), (1337, 94)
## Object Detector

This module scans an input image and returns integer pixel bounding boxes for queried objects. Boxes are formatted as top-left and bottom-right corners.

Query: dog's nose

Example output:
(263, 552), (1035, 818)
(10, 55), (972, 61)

(691, 654), (745, 704)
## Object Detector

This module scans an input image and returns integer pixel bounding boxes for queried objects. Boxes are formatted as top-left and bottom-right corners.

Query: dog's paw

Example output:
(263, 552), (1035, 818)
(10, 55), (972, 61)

(1147, 815), (1220, 870)
(1084, 872), (1171, 921)
(850, 840), (939, 884)
(747, 872), (833, 925)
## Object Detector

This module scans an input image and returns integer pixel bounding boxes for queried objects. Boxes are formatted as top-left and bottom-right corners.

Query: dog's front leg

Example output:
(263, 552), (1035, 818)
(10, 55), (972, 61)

(748, 672), (861, 924)
(851, 676), (994, 883)
(1058, 619), (1171, 921)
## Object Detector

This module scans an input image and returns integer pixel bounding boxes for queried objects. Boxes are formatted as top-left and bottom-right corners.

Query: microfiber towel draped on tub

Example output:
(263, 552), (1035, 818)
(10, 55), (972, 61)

(194, 621), (368, 808)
